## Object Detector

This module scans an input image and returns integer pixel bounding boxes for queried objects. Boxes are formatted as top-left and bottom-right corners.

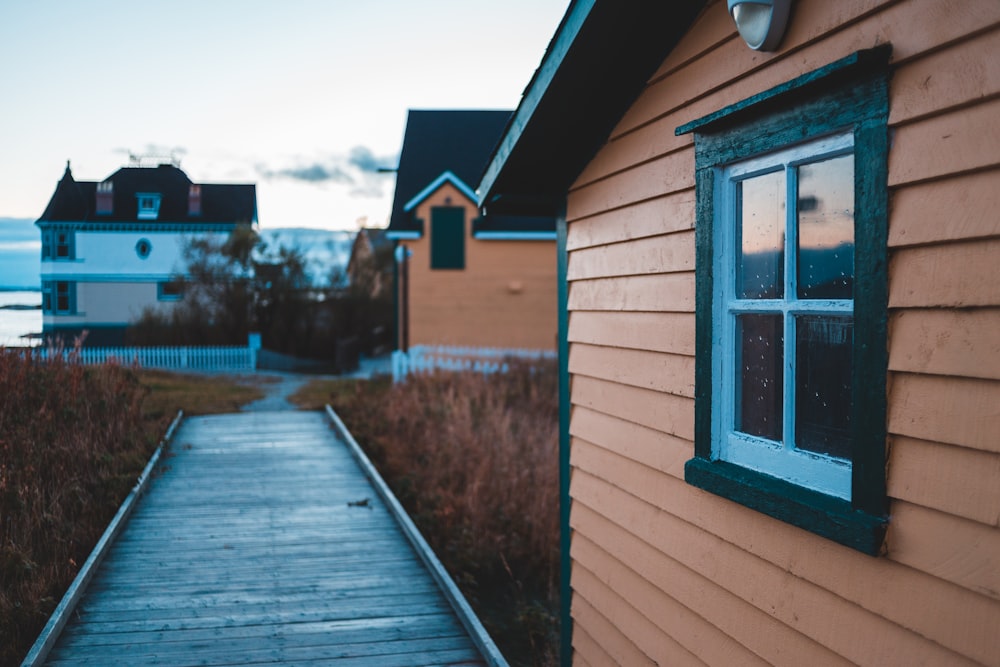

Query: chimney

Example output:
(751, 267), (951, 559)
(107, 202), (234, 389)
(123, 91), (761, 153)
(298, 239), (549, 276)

(96, 181), (113, 214)
(188, 185), (202, 216)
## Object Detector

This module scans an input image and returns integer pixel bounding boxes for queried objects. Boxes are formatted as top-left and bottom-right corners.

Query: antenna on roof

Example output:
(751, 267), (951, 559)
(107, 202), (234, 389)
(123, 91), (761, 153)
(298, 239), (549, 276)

(126, 150), (183, 168)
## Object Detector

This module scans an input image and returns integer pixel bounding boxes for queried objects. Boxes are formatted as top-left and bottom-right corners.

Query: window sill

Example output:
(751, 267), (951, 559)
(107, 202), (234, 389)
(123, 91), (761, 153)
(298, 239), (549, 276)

(684, 457), (887, 555)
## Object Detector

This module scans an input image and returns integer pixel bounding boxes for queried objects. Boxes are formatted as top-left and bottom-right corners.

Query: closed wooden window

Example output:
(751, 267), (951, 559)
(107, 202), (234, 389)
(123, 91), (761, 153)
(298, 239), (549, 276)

(430, 206), (465, 270)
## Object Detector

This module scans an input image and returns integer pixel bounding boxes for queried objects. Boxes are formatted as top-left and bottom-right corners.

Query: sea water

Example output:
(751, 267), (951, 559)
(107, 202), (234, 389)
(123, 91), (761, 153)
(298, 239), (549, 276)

(0, 290), (42, 347)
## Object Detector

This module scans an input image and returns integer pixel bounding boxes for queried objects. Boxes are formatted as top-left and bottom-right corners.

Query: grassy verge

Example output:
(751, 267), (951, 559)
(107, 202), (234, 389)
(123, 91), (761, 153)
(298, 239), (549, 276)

(1, 359), (264, 665)
(291, 365), (560, 666)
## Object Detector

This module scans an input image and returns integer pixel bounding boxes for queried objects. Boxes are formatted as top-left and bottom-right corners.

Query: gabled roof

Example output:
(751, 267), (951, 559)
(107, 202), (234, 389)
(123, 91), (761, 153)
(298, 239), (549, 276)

(387, 109), (557, 237)
(37, 162), (257, 225)
(386, 109), (511, 235)
(478, 0), (708, 216)
(403, 171), (478, 212)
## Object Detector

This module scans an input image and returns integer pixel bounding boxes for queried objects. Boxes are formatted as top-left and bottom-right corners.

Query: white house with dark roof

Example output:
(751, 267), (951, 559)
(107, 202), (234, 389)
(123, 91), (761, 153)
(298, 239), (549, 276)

(36, 159), (257, 345)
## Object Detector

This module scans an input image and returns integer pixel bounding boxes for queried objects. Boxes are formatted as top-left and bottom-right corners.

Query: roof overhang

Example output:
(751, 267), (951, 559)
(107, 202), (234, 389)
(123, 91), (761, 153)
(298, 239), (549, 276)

(403, 171), (478, 212)
(477, 0), (708, 216)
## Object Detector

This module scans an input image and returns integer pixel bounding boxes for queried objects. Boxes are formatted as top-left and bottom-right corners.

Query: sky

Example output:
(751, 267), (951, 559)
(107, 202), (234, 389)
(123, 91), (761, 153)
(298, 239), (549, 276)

(0, 0), (568, 231)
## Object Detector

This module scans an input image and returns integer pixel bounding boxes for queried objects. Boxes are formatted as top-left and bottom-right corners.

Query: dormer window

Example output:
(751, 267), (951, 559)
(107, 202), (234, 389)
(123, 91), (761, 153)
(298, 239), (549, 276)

(136, 193), (161, 220)
(96, 181), (113, 214)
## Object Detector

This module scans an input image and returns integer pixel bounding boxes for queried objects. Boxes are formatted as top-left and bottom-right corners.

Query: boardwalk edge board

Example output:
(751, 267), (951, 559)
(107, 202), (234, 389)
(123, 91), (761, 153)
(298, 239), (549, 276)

(21, 410), (185, 667)
(324, 404), (509, 667)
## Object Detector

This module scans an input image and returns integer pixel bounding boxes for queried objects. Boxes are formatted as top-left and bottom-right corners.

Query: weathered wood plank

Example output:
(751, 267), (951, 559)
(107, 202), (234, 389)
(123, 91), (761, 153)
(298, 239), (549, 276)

(566, 189), (694, 250)
(40, 411), (492, 666)
(888, 435), (1000, 527)
(567, 273), (695, 312)
(569, 455), (1000, 665)
(889, 308), (1000, 380)
(569, 343), (694, 397)
(888, 170), (1000, 247)
(571, 594), (664, 667)
(889, 238), (1000, 308)
(567, 230), (695, 280)
(567, 151), (694, 221)
(888, 372), (1000, 453)
(572, 374), (694, 442)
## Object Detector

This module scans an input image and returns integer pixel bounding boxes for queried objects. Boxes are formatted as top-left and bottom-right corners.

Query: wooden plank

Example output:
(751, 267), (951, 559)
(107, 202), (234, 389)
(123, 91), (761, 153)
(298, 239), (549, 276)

(568, 310), (695, 356)
(572, 374), (695, 442)
(888, 435), (1000, 527)
(888, 500), (1000, 600)
(889, 308), (1000, 380)
(567, 273), (695, 312)
(40, 411), (492, 666)
(889, 238), (1000, 308)
(567, 230), (695, 280)
(888, 372), (1000, 453)
(571, 621), (617, 667)
(889, 97), (1000, 187)
(569, 343), (695, 398)
(572, 537), (774, 667)
(890, 27), (1000, 125)
(889, 170), (1000, 247)
(570, 464), (997, 666)
(567, 151), (694, 221)
(566, 189), (695, 249)
(569, 406), (691, 479)
(615, 0), (998, 140)
(571, 594), (665, 667)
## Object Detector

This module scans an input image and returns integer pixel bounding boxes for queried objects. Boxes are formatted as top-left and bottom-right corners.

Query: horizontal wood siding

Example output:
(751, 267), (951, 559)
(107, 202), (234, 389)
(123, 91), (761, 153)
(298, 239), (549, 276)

(564, 0), (1000, 664)
(404, 181), (557, 350)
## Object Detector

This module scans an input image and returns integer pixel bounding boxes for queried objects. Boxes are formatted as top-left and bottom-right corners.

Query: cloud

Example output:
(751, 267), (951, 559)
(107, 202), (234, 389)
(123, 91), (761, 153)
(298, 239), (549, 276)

(257, 145), (397, 196)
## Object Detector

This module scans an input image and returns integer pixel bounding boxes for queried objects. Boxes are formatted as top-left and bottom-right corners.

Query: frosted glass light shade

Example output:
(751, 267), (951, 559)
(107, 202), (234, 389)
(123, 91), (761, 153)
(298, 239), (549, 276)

(727, 0), (791, 51)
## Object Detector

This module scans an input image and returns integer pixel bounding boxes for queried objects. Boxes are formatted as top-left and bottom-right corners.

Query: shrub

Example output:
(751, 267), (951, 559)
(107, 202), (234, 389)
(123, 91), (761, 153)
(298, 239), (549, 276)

(327, 362), (560, 666)
(0, 347), (155, 665)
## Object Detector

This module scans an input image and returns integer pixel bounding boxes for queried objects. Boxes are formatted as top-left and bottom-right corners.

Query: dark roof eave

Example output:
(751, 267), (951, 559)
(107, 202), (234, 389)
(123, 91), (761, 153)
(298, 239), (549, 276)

(477, 0), (709, 215)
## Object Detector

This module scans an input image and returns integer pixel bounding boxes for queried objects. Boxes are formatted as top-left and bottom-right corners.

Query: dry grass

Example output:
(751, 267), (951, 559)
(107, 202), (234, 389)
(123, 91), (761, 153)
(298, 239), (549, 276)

(136, 369), (266, 424)
(1, 361), (266, 665)
(296, 363), (560, 666)
(0, 350), (154, 664)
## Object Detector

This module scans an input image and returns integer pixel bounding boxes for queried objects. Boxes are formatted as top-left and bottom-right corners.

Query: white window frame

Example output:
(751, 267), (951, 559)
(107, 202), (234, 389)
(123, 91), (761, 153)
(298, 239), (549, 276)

(712, 132), (854, 500)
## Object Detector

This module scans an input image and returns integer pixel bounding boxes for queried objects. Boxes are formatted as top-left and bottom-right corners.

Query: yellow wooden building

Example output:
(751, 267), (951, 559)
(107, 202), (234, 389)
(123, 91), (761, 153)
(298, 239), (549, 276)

(386, 110), (557, 351)
(480, 1), (1000, 664)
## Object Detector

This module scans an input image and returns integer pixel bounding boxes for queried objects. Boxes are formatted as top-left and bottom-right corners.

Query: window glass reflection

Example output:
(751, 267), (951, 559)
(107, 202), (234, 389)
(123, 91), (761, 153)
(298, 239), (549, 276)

(795, 315), (853, 459)
(797, 155), (854, 299)
(738, 170), (785, 299)
(736, 314), (783, 441)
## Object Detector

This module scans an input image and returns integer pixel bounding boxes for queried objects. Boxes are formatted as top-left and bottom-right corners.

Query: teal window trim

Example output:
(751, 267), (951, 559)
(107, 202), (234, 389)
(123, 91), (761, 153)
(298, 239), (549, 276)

(430, 206), (466, 270)
(52, 280), (77, 315)
(555, 204), (572, 667)
(680, 46), (891, 555)
(53, 230), (75, 260)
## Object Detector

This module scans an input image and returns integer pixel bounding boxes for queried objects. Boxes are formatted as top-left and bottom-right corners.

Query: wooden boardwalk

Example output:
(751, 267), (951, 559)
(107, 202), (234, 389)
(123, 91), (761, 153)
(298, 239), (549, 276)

(42, 411), (489, 666)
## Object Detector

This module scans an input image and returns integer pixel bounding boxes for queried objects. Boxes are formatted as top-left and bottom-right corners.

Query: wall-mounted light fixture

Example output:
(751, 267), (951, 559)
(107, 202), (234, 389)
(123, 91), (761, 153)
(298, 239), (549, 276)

(727, 0), (791, 51)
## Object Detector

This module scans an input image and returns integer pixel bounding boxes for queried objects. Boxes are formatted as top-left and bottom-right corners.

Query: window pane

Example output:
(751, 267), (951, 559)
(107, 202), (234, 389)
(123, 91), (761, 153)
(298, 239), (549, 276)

(736, 314), (783, 441)
(795, 315), (853, 459)
(738, 170), (785, 299)
(797, 155), (854, 299)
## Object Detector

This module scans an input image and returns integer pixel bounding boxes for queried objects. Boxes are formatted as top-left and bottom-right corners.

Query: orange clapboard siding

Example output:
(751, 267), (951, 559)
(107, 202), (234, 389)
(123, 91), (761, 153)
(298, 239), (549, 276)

(572, 504), (855, 667)
(568, 310), (695, 356)
(572, 543), (768, 667)
(567, 151), (694, 221)
(615, 0), (997, 141)
(569, 408), (691, 479)
(567, 274), (695, 312)
(571, 594), (665, 667)
(888, 500), (1000, 599)
(889, 169), (1000, 247)
(888, 435), (1000, 527)
(889, 98), (1000, 187)
(568, 343), (695, 397)
(567, 231), (694, 280)
(890, 27), (1000, 125)
(889, 308), (1000, 380)
(571, 375), (694, 442)
(888, 372), (1000, 454)
(570, 453), (1000, 666)
(571, 618), (630, 667)
(565, 190), (694, 251)
(889, 238), (1000, 308)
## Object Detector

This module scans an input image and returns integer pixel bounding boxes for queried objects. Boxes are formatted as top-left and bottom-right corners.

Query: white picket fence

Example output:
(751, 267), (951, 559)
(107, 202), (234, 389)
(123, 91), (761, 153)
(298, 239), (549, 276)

(39, 345), (258, 371)
(391, 345), (556, 383)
